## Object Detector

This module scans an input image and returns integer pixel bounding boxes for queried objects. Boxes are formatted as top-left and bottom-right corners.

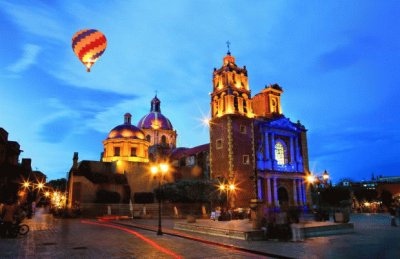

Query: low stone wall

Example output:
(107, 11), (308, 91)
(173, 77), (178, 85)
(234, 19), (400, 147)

(79, 203), (210, 218)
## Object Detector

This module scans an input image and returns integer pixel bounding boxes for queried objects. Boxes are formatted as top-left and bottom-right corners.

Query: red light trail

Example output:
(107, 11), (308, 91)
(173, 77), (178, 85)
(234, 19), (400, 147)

(81, 220), (182, 259)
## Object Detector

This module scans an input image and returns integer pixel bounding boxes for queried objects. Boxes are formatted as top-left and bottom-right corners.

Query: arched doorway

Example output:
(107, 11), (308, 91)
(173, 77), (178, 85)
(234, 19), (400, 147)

(278, 186), (289, 208)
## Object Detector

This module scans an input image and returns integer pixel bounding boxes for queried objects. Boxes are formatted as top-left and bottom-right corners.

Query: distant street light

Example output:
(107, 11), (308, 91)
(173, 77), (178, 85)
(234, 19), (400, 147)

(22, 181), (30, 189)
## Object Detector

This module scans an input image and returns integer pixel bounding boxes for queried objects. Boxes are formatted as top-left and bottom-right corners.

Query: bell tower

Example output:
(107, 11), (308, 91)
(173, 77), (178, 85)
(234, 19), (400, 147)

(252, 83), (283, 118)
(211, 50), (254, 118)
(209, 46), (256, 208)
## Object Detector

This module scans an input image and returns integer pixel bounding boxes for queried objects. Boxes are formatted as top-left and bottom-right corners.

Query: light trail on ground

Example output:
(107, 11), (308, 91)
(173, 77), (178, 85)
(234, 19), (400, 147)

(81, 220), (182, 259)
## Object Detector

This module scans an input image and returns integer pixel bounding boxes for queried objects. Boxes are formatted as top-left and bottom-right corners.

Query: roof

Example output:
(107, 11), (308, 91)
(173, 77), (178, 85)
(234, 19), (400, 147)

(137, 112), (173, 130)
(107, 124), (145, 140)
(170, 144), (209, 160)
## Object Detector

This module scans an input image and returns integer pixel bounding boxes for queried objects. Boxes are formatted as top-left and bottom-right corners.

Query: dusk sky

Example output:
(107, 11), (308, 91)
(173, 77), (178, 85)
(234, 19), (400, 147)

(0, 1), (399, 182)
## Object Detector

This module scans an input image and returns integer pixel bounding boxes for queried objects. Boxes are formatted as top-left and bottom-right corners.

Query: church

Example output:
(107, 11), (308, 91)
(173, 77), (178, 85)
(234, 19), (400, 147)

(209, 50), (310, 209)
(67, 49), (311, 211)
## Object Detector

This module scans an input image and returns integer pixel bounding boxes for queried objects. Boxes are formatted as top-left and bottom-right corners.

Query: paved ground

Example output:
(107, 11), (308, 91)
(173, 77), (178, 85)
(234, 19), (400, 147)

(1, 209), (399, 258)
(119, 214), (400, 258)
(0, 209), (269, 258)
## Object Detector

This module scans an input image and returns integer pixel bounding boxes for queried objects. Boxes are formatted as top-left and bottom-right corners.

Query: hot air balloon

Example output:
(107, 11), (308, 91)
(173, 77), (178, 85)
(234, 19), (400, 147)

(72, 29), (107, 72)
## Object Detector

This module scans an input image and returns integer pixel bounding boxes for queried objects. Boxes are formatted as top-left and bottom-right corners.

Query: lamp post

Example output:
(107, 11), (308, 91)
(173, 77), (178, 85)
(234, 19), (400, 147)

(306, 170), (330, 220)
(218, 181), (236, 210)
(151, 163), (169, 235)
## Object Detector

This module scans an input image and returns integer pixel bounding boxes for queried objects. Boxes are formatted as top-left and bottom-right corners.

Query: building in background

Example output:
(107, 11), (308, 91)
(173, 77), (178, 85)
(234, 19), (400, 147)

(0, 128), (44, 203)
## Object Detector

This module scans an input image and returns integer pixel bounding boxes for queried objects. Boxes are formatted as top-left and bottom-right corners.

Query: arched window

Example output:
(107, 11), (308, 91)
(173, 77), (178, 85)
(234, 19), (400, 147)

(275, 141), (286, 165)
(161, 135), (167, 145)
(146, 135), (151, 142)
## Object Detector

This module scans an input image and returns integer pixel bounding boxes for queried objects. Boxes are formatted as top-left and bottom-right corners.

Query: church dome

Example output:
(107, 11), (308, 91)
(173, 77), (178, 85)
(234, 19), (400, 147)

(107, 113), (145, 140)
(137, 96), (174, 130)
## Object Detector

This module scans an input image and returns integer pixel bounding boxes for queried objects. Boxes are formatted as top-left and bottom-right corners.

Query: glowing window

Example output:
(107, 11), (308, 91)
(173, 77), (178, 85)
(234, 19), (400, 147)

(216, 139), (223, 149)
(243, 155), (250, 165)
(275, 142), (286, 165)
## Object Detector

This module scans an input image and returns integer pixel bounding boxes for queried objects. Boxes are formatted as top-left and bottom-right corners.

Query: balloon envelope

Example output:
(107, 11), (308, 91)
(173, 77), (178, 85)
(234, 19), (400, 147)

(72, 29), (107, 72)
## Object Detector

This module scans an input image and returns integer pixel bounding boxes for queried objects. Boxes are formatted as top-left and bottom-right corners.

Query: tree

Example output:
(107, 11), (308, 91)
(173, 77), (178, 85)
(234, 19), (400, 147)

(320, 187), (351, 207)
(380, 189), (393, 208)
(155, 180), (217, 203)
(353, 188), (378, 202)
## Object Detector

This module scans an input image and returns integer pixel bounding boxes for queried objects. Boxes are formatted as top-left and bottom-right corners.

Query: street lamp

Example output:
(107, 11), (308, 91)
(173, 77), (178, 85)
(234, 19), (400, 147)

(322, 170), (329, 183)
(151, 162), (169, 235)
(306, 170), (330, 220)
(22, 180), (31, 189)
(218, 181), (236, 209)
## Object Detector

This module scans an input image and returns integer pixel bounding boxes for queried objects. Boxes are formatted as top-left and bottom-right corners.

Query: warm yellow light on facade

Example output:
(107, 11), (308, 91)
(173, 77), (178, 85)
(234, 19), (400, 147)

(219, 184), (225, 191)
(229, 183), (236, 191)
(151, 119), (161, 130)
(246, 112), (255, 118)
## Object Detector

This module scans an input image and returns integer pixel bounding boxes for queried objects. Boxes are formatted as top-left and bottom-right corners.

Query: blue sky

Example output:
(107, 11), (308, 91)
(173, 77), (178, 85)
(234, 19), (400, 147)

(0, 1), (399, 182)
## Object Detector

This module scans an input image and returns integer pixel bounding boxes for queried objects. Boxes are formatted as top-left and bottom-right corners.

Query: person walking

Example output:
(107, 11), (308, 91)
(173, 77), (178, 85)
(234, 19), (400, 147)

(389, 205), (397, 227)
(31, 201), (36, 215)
(1, 200), (17, 238)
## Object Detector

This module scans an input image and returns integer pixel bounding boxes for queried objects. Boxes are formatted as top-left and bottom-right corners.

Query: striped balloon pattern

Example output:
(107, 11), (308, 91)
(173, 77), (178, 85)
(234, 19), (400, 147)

(72, 29), (107, 72)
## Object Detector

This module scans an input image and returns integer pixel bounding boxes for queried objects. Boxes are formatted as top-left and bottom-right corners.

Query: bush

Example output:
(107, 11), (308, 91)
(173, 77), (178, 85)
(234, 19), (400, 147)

(155, 180), (217, 203)
(96, 190), (120, 203)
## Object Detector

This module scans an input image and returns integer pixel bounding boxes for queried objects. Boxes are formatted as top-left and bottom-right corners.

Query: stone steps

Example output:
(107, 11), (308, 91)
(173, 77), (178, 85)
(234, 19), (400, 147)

(174, 222), (265, 240)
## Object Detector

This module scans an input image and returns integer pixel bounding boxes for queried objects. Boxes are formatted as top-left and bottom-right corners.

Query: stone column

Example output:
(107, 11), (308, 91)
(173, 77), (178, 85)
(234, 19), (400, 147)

(293, 179), (298, 206)
(273, 177), (279, 207)
(290, 137), (295, 163)
(265, 131), (270, 159)
(271, 133), (275, 160)
(271, 133), (276, 169)
(300, 180), (306, 204)
(266, 177), (272, 205)
(257, 178), (263, 200)
(297, 179), (303, 205)
(295, 136), (301, 162)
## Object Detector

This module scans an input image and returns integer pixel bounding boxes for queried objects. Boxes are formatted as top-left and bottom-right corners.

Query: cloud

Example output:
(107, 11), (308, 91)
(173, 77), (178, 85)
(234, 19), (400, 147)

(7, 44), (41, 73)
(0, 1), (68, 42)
(309, 126), (399, 158)
(316, 36), (380, 72)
